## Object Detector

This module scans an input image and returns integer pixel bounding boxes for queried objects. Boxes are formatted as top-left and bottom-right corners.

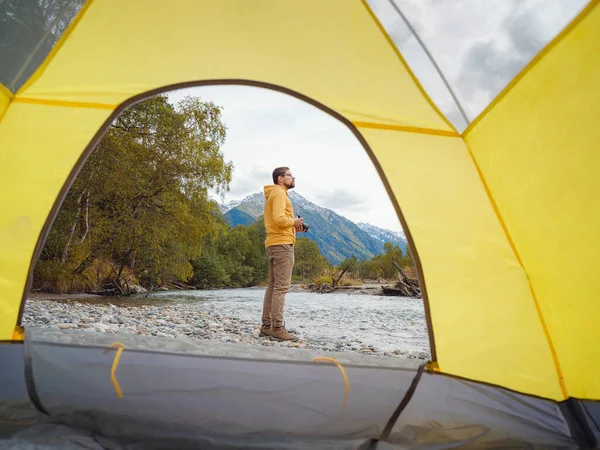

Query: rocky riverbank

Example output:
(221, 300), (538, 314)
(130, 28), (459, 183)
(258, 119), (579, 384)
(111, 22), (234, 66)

(22, 299), (430, 360)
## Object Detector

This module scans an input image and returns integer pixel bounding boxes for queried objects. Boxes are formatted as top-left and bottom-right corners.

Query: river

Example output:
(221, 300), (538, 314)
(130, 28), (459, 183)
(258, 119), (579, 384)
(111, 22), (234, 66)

(24, 287), (431, 359)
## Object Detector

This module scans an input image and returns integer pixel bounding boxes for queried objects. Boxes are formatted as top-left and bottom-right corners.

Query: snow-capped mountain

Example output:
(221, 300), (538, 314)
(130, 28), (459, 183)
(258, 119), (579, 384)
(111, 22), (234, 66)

(219, 199), (241, 214)
(356, 222), (407, 251)
(227, 192), (264, 218)
(220, 191), (408, 264)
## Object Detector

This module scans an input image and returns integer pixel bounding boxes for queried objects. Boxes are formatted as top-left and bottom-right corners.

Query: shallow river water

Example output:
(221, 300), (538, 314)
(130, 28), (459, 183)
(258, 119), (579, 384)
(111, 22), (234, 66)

(24, 287), (431, 359)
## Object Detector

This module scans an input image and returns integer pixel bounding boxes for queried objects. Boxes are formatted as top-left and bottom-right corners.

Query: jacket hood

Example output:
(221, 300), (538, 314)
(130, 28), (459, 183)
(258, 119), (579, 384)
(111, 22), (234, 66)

(264, 184), (287, 199)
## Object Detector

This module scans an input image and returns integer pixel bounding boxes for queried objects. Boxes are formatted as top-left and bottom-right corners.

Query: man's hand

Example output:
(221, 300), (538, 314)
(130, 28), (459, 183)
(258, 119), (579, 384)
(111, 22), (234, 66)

(294, 217), (304, 232)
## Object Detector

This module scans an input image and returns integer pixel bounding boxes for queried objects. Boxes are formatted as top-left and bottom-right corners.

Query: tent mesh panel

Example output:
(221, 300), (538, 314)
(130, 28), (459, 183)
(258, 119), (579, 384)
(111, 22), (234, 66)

(0, 0), (85, 93)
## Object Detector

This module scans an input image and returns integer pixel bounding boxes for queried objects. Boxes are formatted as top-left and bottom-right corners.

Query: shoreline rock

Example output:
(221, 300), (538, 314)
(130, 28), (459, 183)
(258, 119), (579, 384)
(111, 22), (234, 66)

(22, 300), (430, 361)
(29, 281), (397, 298)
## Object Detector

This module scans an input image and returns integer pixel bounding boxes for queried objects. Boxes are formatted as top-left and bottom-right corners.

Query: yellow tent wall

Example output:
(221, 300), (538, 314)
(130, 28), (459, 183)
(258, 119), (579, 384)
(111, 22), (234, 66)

(464, 1), (600, 400)
(361, 129), (562, 399)
(0, 84), (11, 121)
(0, 0), (596, 401)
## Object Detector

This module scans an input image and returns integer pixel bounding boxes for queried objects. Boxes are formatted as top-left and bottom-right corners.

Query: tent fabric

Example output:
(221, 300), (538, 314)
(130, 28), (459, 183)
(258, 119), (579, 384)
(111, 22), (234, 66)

(583, 402), (600, 443)
(0, 84), (11, 118)
(13, 0), (454, 132)
(0, 0), (85, 93)
(464, 0), (600, 401)
(10, 328), (579, 448)
(0, 343), (42, 438)
(0, 0), (598, 418)
(0, 102), (113, 342)
(1, 425), (406, 450)
(361, 128), (563, 400)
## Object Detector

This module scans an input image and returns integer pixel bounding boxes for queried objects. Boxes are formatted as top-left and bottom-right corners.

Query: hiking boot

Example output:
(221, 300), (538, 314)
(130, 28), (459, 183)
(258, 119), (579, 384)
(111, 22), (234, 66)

(259, 325), (271, 337)
(270, 326), (299, 342)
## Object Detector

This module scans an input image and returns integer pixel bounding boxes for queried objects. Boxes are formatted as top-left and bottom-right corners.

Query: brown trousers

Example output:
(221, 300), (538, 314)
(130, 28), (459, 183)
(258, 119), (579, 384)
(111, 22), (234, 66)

(262, 244), (294, 328)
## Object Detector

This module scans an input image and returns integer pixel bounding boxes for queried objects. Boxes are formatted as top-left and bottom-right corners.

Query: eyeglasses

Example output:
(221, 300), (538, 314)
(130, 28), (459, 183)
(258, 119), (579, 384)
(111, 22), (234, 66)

(283, 173), (294, 178)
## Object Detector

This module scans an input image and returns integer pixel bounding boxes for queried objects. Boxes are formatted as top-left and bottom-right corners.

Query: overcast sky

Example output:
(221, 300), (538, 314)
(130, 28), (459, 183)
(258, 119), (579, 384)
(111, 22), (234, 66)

(168, 0), (587, 233)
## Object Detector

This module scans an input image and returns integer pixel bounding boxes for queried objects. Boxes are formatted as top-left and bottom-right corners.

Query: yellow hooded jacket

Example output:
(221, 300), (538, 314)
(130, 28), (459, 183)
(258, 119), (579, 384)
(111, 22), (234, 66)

(263, 185), (296, 248)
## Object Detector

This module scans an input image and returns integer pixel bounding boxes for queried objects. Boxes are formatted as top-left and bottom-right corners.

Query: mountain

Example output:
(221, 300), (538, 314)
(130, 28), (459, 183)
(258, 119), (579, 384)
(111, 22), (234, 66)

(356, 222), (408, 253)
(219, 199), (241, 215)
(222, 192), (264, 218)
(223, 208), (255, 227)
(221, 191), (397, 265)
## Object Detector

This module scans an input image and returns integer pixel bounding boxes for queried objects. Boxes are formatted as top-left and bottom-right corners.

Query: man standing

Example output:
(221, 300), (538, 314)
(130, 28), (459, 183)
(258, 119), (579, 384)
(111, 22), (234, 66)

(261, 167), (305, 341)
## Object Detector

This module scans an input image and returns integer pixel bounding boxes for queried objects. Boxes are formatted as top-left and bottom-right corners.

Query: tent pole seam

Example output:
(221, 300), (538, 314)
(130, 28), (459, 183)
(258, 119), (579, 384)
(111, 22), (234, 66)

(463, 140), (568, 400)
(360, 0), (458, 135)
(353, 120), (458, 137)
(10, 98), (459, 137)
(0, 83), (14, 99)
(378, 362), (426, 442)
(560, 399), (598, 448)
(385, 0), (470, 127)
(462, 0), (599, 137)
(23, 331), (50, 415)
(13, 97), (117, 110)
(0, 103), (10, 125)
(0, 83), (14, 125)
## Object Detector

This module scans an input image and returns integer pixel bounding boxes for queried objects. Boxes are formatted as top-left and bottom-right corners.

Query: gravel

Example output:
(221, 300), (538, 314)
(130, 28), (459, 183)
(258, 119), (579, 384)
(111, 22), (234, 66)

(23, 288), (431, 361)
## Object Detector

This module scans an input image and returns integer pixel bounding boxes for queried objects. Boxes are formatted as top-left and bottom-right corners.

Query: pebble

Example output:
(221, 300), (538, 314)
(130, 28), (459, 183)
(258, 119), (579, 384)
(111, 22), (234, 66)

(22, 299), (430, 361)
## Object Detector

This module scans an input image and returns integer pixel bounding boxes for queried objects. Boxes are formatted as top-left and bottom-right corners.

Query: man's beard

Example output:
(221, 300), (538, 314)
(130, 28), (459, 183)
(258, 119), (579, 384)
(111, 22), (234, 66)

(287, 181), (295, 189)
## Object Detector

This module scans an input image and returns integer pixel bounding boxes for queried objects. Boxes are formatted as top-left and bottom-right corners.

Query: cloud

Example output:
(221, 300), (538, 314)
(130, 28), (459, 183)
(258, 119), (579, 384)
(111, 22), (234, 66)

(505, 8), (544, 55)
(368, 0), (588, 128)
(314, 189), (368, 211)
(227, 166), (271, 197)
(171, 85), (407, 230)
(457, 39), (524, 104)
(167, 2), (587, 232)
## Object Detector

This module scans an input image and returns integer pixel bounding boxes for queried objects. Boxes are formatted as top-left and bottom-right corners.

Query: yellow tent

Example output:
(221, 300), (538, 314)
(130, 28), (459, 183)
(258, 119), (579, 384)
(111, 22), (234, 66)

(1, 1), (599, 447)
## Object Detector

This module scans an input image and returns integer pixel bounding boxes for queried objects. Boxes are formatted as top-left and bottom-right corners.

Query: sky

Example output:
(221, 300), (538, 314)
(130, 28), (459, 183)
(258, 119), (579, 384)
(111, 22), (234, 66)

(168, 0), (587, 233)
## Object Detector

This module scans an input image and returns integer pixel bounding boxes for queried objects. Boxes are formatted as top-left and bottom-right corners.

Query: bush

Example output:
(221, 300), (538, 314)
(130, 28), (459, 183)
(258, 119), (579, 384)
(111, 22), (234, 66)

(33, 260), (96, 293)
(314, 274), (334, 287)
(337, 276), (363, 287)
(33, 258), (138, 294)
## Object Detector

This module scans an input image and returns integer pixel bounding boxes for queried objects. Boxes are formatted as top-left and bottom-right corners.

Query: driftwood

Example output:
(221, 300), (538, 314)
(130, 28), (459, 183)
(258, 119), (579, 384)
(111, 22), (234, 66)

(307, 282), (335, 293)
(332, 267), (349, 287)
(381, 260), (421, 298)
(308, 266), (350, 294)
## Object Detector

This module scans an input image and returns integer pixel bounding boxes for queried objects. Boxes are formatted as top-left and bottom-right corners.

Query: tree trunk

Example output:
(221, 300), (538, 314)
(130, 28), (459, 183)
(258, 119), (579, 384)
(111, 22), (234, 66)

(71, 235), (114, 275)
(332, 267), (349, 287)
(392, 259), (408, 281)
(71, 176), (162, 275)
(78, 190), (90, 244)
(387, 259), (421, 298)
(60, 191), (84, 264)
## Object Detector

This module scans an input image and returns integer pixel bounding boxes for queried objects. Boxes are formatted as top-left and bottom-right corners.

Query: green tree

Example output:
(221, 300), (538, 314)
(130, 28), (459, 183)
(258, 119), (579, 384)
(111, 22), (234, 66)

(191, 233), (230, 288)
(190, 215), (268, 289)
(35, 94), (232, 293)
(378, 242), (404, 279)
(356, 242), (411, 280)
(339, 255), (358, 272)
(218, 226), (256, 287)
(293, 238), (328, 281)
(357, 258), (378, 279)
(244, 218), (269, 285)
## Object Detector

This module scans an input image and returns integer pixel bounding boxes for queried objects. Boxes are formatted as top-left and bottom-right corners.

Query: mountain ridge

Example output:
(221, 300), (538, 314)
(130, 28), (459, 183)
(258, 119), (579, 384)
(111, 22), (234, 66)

(221, 191), (407, 265)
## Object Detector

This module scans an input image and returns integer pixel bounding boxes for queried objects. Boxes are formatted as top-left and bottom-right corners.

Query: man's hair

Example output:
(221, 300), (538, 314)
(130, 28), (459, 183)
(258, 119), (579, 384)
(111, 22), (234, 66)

(272, 167), (290, 184)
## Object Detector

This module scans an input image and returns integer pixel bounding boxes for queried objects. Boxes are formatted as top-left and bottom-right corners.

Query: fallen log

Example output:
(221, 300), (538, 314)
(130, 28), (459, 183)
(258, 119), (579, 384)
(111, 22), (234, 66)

(385, 260), (422, 298)
(307, 282), (335, 293)
(332, 267), (349, 288)
(381, 283), (420, 298)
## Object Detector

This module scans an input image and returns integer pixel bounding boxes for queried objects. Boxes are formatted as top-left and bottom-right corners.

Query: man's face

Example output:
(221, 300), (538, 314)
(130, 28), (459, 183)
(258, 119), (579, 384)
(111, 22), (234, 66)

(280, 171), (295, 189)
